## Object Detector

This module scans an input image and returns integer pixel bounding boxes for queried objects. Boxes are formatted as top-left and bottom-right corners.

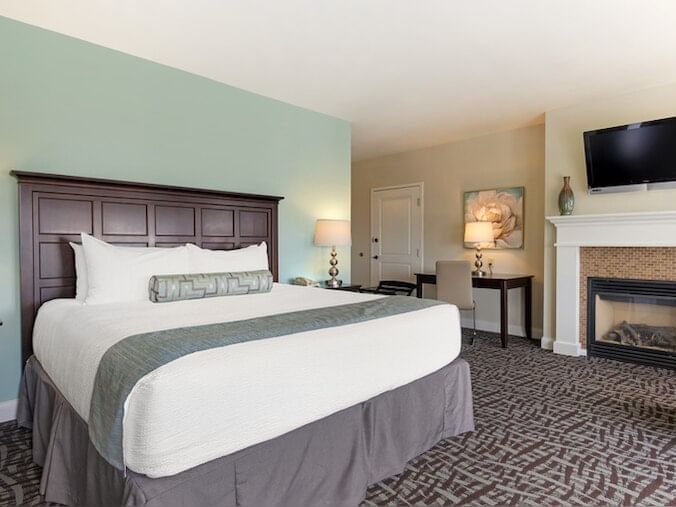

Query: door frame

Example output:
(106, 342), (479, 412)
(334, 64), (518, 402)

(369, 182), (424, 284)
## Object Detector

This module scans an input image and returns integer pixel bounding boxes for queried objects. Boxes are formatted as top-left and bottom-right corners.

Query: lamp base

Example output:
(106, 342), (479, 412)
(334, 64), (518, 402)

(326, 246), (342, 288)
(473, 245), (486, 277)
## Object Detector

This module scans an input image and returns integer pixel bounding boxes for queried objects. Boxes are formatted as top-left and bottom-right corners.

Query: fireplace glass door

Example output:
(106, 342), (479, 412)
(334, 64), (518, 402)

(595, 294), (676, 353)
(588, 278), (676, 369)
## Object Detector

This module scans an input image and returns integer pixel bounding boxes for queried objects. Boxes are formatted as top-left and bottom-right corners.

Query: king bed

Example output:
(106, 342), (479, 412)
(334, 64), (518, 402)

(13, 172), (474, 506)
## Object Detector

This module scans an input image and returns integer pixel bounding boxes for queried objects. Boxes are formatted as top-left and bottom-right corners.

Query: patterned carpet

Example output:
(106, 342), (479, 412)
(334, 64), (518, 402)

(1, 331), (674, 506)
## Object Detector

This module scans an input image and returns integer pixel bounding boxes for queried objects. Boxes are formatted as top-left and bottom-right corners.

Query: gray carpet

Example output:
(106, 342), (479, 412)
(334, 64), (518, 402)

(1, 331), (674, 506)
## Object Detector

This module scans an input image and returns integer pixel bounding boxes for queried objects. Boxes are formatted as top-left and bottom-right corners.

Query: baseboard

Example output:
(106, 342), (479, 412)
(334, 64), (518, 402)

(460, 316), (542, 340)
(553, 340), (585, 357)
(0, 399), (17, 423)
(540, 336), (555, 350)
(541, 337), (587, 356)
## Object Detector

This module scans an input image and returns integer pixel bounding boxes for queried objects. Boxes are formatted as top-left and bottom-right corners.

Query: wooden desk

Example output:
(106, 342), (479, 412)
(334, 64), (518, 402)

(415, 272), (533, 348)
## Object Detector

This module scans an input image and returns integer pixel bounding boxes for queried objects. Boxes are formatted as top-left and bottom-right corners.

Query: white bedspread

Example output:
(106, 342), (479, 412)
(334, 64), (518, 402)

(33, 283), (461, 478)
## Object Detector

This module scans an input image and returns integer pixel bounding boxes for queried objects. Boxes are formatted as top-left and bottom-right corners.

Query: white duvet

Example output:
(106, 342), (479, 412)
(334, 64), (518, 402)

(33, 283), (461, 478)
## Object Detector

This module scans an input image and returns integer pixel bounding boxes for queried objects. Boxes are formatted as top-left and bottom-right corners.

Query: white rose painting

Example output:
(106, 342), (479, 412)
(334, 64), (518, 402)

(464, 187), (524, 249)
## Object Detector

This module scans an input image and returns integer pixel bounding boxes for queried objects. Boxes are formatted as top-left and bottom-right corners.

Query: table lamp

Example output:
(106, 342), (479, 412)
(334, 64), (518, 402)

(314, 219), (351, 287)
(464, 221), (494, 277)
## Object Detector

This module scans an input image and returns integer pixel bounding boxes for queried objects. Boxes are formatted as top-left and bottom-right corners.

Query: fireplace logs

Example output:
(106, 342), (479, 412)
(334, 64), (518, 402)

(603, 321), (676, 351)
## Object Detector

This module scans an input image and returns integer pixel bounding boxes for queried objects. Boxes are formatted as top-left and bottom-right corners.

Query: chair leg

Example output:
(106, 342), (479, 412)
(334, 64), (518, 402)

(471, 303), (477, 345)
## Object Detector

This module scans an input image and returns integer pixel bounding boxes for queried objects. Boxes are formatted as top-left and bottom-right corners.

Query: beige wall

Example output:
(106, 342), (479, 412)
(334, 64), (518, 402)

(352, 125), (545, 336)
(543, 82), (676, 342)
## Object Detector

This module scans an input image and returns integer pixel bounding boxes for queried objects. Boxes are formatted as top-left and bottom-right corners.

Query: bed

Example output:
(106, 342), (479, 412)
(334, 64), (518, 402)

(13, 171), (474, 506)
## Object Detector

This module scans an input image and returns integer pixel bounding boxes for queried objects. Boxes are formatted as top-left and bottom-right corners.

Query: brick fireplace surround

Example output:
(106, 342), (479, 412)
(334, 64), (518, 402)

(546, 211), (676, 356)
(579, 247), (676, 348)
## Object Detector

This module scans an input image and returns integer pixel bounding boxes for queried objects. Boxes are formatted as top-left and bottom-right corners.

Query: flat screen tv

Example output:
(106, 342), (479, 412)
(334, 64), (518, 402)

(584, 116), (676, 193)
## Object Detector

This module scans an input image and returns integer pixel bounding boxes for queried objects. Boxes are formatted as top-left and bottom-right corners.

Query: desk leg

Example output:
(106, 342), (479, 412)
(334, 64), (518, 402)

(416, 278), (423, 298)
(500, 283), (509, 348)
(525, 278), (533, 340)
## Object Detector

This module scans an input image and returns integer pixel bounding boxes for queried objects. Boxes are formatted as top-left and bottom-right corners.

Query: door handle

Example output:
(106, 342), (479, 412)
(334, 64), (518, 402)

(372, 255), (379, 260)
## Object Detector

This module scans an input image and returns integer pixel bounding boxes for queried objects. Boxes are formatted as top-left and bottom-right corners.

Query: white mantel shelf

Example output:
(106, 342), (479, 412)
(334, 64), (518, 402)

(547, 210), (676, 225)
(545, 210), (676, 357)
(547, 211), (676, 248)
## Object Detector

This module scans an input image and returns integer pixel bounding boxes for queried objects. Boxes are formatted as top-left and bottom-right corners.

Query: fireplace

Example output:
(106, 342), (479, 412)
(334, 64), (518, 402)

(587, 278), (676, 369)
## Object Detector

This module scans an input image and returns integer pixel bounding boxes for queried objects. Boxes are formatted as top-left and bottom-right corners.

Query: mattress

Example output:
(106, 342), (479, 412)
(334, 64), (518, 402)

(33, 283), (462, 478)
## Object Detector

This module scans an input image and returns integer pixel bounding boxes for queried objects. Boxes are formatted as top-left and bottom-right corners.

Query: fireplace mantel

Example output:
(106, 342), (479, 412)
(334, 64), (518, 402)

(547, 211), (676, 247)
(546, 211), (676, 356)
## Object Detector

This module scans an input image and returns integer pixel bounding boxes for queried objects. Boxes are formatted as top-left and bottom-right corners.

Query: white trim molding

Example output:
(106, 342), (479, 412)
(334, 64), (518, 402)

(460, 316), (542, 341)
(553, 340), (585, 357)
(547, 211), (676, 357)
(0, 399), (17, 423)
(547, 211), (676, 248)
(540, 336), (555, 350)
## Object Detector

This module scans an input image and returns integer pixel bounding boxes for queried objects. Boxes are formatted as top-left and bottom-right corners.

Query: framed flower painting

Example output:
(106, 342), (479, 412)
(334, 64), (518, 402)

(463, 186), (524, 249)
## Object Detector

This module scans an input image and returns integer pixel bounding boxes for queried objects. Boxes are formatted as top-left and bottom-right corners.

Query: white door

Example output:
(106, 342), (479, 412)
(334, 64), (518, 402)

(370, 184), (423, 286)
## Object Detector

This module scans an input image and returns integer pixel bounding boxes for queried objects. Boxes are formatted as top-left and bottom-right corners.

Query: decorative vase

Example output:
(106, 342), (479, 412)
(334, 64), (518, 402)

(558, 176), (575, 215)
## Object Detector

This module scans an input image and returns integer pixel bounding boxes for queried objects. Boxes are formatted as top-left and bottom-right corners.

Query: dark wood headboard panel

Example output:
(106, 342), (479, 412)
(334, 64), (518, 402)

(13, 171), (283, 365)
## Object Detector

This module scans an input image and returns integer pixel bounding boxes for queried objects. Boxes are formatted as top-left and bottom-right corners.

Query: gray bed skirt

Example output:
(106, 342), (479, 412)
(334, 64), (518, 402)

(17, 356), (474, 506)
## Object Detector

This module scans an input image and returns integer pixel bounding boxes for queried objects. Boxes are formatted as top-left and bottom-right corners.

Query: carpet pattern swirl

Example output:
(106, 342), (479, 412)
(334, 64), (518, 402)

(0, 331), (674, 506)
(0, 422), (40, 506)
(363, 333), (676, 506)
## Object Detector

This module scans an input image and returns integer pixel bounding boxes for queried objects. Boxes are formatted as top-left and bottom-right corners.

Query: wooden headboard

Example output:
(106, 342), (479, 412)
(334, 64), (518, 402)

(13, 171), (283, 365)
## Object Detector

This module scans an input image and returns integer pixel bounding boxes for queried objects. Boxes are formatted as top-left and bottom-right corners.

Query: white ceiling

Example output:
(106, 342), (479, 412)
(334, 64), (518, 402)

(3, 1), (676, 161)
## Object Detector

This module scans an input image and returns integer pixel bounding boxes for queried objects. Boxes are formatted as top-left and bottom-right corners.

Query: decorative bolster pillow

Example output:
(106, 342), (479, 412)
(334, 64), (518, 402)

(149, 270), (273, 303)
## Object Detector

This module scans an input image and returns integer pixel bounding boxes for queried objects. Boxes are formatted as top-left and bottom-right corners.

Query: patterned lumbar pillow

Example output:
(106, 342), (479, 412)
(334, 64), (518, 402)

(149, 270), (273, 303)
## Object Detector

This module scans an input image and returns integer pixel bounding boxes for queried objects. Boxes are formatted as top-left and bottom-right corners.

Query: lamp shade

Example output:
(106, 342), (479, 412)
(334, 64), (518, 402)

(464, 221), (494, 244)
(314, 219), (351, 247)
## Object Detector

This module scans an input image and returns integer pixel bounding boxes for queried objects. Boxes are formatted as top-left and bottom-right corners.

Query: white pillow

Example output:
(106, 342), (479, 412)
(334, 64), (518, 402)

(81, 233), (190, 305)
(69, 242), (88, 302)
(186, 242), (269, 274)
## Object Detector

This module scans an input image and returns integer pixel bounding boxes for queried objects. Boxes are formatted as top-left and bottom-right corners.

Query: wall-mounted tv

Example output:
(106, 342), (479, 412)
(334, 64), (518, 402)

(584, 116), (676, 193)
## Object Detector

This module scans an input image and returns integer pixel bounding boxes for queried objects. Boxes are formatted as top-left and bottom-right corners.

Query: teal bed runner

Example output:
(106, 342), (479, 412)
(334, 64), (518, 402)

(88, 295), (446, 471)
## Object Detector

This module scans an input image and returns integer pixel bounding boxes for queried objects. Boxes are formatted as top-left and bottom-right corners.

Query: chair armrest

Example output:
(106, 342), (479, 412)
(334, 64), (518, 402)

(359, 287), (378, 293)
(378, 289), (398, 296)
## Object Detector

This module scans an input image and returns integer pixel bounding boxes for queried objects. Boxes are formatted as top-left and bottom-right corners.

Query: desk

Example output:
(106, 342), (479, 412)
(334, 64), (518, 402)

(415, 272), (533, 348)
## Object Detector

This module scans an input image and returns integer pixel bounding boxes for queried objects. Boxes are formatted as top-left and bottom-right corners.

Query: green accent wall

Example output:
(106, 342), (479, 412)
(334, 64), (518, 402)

(0, 17), (351, 403)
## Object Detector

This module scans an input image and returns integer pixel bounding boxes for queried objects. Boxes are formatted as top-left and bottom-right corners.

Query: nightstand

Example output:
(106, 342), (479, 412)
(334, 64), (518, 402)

(321, 283), (362, 292)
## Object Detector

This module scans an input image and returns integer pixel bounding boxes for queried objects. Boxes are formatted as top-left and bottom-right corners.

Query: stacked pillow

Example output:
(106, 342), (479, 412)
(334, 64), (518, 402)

(185, 242), (269, 274)
(70, 234), (270, 304)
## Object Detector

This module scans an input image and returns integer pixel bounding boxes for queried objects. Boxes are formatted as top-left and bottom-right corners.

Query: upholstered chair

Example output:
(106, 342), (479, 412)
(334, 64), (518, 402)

(435, 260), (476, 343)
